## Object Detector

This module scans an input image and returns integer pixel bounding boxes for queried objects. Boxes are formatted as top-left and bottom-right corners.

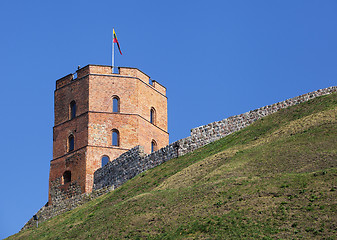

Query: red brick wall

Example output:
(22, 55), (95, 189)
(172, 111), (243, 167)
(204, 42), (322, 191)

(88, 75), (139, 114)
(54, 76), (89, 126)
(138, 118), (169, 154)
(119, 67), (150, 84)
(88, 113), (139, 148)
(137, 78), (168, 132)
(49, 65), (169, 202)
(53, 114), (88, 159)
(152, 80), (166, 95)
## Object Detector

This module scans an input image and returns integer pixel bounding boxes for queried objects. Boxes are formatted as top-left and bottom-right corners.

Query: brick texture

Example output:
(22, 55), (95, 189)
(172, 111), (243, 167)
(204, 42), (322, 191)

(49, 65), (169, 203)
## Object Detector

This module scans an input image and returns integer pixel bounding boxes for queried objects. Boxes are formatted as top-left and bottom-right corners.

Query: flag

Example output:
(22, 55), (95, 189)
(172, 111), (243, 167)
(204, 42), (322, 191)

(113, 29), (122, 55)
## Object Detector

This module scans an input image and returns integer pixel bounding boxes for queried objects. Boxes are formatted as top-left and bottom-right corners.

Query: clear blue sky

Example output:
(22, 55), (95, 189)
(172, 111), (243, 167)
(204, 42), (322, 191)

(0, 0), (336, 238)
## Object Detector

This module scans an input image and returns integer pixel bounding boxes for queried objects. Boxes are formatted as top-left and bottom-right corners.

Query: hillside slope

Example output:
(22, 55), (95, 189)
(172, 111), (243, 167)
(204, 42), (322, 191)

(9, 93), (337, 239)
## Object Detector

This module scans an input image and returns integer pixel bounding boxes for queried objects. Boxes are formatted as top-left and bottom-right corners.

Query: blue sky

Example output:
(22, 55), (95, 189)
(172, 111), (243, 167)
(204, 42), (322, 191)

(1, 0), (336, 238)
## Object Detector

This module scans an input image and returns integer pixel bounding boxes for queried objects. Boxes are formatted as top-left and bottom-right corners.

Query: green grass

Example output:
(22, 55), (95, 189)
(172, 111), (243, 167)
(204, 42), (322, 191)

(9, 93), (337, 239)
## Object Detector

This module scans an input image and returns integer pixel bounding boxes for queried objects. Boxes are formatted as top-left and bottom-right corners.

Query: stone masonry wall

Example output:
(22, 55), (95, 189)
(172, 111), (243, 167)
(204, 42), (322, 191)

(93, 144), (179, 190)
(49, 178), (82, 204)
(93, 86), (337, 190)
(23, 86), (337, 231)
(190, 86), (337, 146)
(22, 186), (112, 231)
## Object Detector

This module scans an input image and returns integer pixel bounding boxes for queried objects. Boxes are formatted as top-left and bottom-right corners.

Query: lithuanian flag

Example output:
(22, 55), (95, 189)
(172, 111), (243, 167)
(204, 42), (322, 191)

(113, 29), (122, 55)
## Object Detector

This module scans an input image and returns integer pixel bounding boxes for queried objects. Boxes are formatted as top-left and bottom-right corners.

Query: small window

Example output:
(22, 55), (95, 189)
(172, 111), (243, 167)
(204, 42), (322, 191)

(151, 140), (157, 153)
(101, 156), (110, 167)
(70, 101), (76, 120)
(68, 134), (74, 152)
(63, 171), (71, 184)
(150, 107), (156, 124)
(112, 129), (119, 146)
(112, 96), (120, 113)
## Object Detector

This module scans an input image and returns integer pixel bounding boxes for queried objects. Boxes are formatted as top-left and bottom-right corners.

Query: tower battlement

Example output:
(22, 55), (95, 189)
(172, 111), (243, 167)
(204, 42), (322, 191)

(56, 65), (166, 95)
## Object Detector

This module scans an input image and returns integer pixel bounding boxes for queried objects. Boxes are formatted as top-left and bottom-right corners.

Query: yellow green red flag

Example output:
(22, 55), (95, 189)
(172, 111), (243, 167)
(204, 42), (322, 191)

(113, 29), (122, 55)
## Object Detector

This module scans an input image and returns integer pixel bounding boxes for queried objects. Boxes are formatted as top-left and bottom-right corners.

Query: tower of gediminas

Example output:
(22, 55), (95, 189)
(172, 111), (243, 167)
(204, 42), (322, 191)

(49, 65), (168, 204)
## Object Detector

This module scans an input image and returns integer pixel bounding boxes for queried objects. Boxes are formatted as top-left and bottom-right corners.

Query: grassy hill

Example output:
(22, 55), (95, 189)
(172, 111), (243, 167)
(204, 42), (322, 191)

(9, 93), (337, 239)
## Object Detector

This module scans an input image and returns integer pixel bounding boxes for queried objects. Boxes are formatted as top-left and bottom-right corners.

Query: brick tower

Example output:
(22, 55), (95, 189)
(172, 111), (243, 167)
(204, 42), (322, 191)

(49, 65), (169, 203)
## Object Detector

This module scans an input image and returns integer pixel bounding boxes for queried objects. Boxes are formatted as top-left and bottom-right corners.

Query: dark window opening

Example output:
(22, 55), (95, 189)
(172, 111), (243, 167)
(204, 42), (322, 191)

(70, 101), (76, 120)
(112, 96), (120, 113)
(101, 156), (110, 167)
(112, 129), (119, 146)
(151, 140), (157, 153)
(63, 171), (71, 184)
(68, 135), (74, 152)
(150, 108), (156, 125)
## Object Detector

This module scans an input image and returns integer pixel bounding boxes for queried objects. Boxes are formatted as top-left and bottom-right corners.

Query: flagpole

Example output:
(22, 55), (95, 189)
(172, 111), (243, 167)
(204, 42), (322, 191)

(112, 31), (115, 73)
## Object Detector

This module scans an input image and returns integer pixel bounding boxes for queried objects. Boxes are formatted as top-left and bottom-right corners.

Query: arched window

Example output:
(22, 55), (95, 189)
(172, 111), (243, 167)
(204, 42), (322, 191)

(63, 171), (71, 184)
(68, 134), (74, 152)
(150, 107), (156, 125)
(151, 140), (157, 153)
(112, 96), (120, 113)
(70, 101), (76, 120)
(101, 155), (110, 167)
(112, 129), (119, 146)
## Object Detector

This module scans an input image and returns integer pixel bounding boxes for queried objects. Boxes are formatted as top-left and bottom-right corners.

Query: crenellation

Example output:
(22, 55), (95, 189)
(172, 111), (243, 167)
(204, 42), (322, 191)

(56, 74), (74, 90)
